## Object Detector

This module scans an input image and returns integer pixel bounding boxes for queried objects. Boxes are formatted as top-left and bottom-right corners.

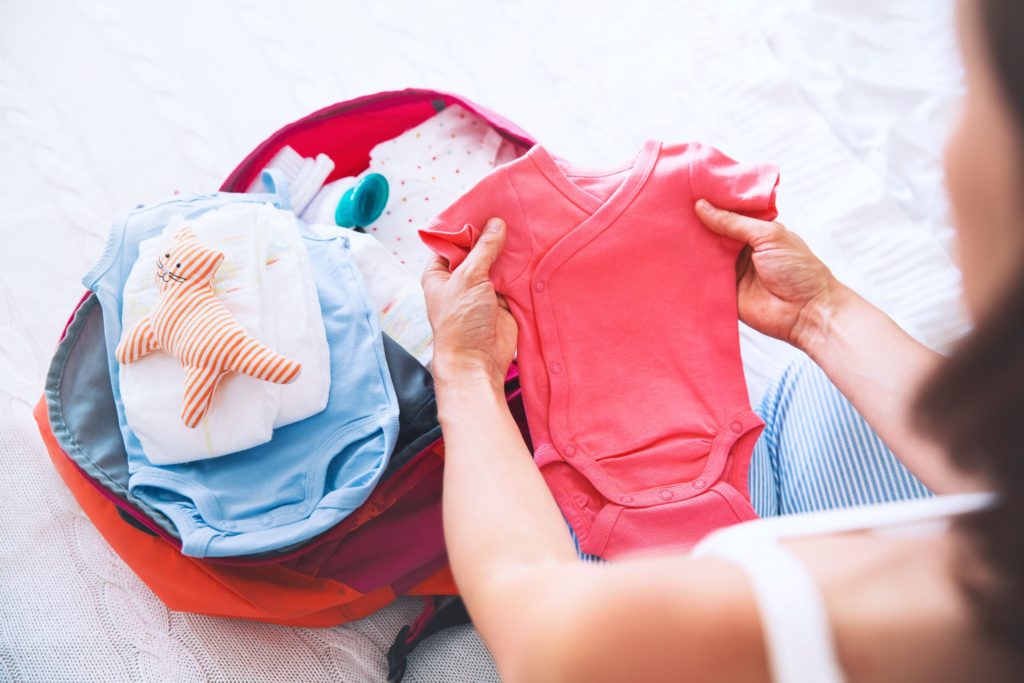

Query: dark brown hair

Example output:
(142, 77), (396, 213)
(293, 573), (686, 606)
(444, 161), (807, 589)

(912, 0), (1024, 649)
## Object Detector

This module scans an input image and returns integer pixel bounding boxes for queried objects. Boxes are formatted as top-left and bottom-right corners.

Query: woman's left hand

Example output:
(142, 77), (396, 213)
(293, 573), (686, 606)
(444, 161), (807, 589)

(422, 217), (518, 388)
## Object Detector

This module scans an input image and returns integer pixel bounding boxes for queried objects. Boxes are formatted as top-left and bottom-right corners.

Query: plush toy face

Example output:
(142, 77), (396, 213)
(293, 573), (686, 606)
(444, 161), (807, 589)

(155, 227), (225, 293)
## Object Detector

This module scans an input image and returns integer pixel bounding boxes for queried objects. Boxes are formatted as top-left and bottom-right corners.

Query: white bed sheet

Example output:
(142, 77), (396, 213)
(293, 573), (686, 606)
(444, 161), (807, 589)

(0, 1), (965, 680)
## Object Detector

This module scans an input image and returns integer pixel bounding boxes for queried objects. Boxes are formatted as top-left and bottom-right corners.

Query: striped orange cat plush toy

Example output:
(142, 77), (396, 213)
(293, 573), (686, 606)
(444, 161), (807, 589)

(116, 226), (302, 428)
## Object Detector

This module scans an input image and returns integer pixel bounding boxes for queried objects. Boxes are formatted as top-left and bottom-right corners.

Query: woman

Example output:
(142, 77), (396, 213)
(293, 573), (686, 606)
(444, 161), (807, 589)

(420, 0), (1022, 679)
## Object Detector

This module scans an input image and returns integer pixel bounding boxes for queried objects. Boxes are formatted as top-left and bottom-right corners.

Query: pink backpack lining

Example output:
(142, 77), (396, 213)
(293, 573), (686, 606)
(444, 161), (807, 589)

(221, 88), (537, 193)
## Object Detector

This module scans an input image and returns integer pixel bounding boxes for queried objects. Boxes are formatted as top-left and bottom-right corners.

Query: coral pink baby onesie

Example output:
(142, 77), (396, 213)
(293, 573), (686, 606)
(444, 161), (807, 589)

(419, 139), (780, 558)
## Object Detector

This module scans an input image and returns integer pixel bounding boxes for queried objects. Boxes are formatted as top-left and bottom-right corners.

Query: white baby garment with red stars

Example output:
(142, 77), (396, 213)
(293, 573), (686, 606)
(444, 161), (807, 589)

(362, 103), (518, 276)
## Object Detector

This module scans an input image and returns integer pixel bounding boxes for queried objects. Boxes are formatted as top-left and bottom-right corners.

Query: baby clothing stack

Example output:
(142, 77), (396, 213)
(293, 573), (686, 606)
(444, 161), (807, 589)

(88, 104), (513, 559)
(88, 193), (400, 558)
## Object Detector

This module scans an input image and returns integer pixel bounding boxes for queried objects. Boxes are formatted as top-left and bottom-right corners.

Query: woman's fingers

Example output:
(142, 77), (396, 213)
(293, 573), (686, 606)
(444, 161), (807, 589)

(734, 244), (754, 283)
(421, 217), (507, 305)
(422, 217), (506, 289)
(459, 217), (506, 279)
(695, 199), (778, 245)
(421, 254), (453, 295)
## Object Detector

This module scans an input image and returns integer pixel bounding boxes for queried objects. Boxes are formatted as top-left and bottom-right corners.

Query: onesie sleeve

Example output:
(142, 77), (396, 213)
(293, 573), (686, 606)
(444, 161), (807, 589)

(688, 143), (780, 222)
(418, 216), (480, 272)
(418, 165), (530, 287)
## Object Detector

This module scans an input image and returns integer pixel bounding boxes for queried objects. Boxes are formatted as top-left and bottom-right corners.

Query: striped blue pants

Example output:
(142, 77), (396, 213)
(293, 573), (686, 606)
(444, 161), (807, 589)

(569, 354), (933, 560)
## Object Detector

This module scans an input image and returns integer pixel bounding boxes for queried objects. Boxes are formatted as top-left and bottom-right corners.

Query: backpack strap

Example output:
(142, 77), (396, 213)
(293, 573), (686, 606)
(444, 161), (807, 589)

(386, 596), (471, 682)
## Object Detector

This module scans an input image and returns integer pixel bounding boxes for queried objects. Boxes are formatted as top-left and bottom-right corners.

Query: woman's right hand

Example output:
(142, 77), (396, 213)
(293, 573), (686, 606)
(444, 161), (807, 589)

(695, 199), (844, 350)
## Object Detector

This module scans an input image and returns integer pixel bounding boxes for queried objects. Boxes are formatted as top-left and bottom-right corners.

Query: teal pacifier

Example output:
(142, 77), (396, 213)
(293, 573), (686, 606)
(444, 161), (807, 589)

(335, 173), (389, 228)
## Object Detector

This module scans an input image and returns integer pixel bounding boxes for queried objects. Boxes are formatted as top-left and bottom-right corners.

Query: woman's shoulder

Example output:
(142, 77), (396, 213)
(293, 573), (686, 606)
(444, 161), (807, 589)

(688, 492), (1002, 683)
(791, 517), (1013, 682)
(693, 492), (998, 556)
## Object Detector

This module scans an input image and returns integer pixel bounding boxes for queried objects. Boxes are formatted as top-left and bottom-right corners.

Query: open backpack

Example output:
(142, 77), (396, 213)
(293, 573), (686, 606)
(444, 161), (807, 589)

(33, 89), (539, 681)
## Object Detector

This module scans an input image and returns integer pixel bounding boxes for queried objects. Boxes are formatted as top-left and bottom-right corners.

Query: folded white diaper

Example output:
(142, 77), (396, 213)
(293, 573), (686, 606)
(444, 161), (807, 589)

(119, 203), (330, 465)
(255, 205), (331, 426)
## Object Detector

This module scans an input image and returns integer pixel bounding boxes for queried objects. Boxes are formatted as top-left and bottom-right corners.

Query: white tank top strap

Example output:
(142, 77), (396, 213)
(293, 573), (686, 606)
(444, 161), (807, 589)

(698, 531), (844, 683)
(690, 493), (998, 683)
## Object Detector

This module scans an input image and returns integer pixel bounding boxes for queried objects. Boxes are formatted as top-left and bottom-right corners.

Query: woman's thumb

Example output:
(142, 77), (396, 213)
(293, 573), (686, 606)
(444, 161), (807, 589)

(461, 217), (506, 276)
(695, 199), (770, 245)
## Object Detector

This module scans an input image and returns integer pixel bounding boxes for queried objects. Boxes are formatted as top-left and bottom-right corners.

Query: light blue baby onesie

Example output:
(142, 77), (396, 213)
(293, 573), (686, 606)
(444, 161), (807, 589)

(84, 191), (400, 558)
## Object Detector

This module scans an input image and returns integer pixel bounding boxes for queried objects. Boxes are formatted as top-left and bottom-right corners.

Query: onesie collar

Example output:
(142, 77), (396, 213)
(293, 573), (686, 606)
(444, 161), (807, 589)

(528, 139), (662, 215)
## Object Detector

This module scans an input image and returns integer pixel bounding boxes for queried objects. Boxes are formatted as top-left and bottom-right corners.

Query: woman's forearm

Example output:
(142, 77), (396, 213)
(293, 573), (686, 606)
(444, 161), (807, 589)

(434, 363), (578, 613)
(797, 285), (980, 493)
